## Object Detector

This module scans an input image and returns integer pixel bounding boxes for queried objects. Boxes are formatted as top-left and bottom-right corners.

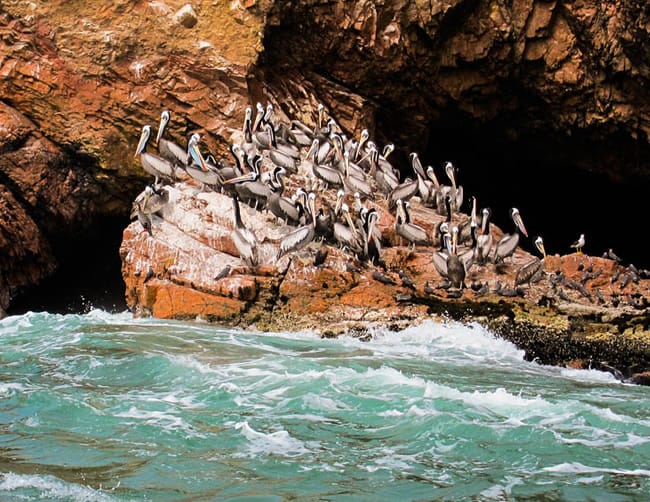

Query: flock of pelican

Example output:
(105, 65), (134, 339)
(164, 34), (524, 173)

(131, 102), (636, 302)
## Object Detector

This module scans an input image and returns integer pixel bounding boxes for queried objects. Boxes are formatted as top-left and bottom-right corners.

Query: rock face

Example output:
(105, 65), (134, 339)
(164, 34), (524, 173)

(1, 0), (650, 316)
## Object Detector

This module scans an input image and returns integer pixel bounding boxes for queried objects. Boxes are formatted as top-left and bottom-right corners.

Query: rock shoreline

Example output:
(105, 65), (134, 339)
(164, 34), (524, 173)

(120, 181), (650, 384)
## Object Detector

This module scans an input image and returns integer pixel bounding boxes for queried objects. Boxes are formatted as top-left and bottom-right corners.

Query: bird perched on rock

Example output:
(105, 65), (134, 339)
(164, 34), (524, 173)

(570, 234), (585, 254)
(514, 236), (546, 288)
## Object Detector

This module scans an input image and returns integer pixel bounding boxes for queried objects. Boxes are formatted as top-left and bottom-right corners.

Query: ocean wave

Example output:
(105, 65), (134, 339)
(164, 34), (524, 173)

(0, 472), (117, 501)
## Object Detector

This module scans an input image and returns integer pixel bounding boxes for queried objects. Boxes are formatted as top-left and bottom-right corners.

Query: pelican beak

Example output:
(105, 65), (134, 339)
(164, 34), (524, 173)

(513, 211), (528, 237)
(156, 113), (168, 144)
(307, 139), (319, 160)
(188, 141), (208, 171)
(535, 237), (546, 258)
(223, 172), (255, 185)
(135, 127), (149, 157)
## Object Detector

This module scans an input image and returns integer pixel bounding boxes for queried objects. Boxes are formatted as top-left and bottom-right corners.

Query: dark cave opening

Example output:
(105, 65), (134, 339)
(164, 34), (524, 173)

(7, 214), (129, 316)
(398, 111), (650, 269)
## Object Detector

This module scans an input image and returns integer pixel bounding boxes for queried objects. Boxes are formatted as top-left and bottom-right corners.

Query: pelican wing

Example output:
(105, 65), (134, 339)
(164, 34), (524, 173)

(432, 251), (449, 278)
(141, 152), (175, 178)
(278, 224), (314, 258)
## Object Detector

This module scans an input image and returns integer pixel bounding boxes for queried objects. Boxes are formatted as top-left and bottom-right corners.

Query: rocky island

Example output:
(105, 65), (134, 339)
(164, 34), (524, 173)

(121, 102), (650, 384)
(1, 1), (650, 383)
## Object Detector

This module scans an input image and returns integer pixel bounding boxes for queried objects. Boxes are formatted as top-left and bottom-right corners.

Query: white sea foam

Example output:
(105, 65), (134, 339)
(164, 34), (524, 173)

(302, 393), (350, 411)
(234, 421), (311, 457)
(0, 472), (117, 501)
(114, 406), (200, 436)
(424, 382), (552, 420)
(346, 320), (526, 366)
(544, 462), (650, 477)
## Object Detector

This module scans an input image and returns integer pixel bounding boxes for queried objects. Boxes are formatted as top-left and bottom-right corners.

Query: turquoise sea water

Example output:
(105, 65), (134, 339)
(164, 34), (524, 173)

(1, 310), (650, 501)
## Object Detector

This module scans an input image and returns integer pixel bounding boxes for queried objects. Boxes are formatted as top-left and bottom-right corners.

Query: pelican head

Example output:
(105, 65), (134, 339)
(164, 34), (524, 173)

(156, 110), (171, 144)
(534, 236), (546, 258)
(307, 138), (320, 160)
(445, 161), (456, 185)
(383, 143), (394, 158)
(187, 134), (207, 171)
(511, 207), (528, 237)
(135, 125), (152, 156)
(410, 152), (425, 177)
(426, 165), (439, 187)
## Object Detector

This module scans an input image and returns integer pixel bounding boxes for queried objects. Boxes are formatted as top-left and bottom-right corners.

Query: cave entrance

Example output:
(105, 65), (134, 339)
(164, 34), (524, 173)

(374, 106), (650, 269)
(7, 215), (129, 316)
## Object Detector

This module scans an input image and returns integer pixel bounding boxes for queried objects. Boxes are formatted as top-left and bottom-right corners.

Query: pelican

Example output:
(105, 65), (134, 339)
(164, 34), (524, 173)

(494, 207), (528, 264)
(363, 208), (383, 266)
(333, 203), (364, 255)
(277, 192), (318, 259)
(388, 177), (418, 210)
(230, 195), (259, 267)
(130, 185), (168, 235)
(570, 233), (585, 254)
(134, 184), (169, 216)
(410, 152), (434, 204)
(343, 151), (374, 200)
(432, 226), (468, 290)
(289, 119), (315, 147)
(135, 125), (176, 185)
(267, 167), (302, 225)
(395, 199), (432, 248)
(155, 110), (187, 169)
(514, 236), (547, 288)
(222, 154), (271, 210)
(307, 139), (343, 190)
(368, 146), (399, 195)
(444, 161), (463, 212)
(476, 207), (493, 264)
(185, 134), (223, 190)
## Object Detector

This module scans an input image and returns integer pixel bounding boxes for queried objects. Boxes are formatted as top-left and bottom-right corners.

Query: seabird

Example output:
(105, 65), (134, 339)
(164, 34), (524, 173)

(155, 110), (188, 169)
(230, 194), (259, 267)
(570, 233), (585, 254)
(135, 124), (176, 185)
(267, 167), (302, 225)
(514, 236), (547, 288)
(185, 133), (223, 190)
(493, 207), (528, 264)
(394, 199), (432, 248)
(276, 192), (317, 260)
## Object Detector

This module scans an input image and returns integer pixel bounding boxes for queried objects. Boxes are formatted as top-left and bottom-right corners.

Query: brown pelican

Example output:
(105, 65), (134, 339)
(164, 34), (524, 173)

(363, 208), (383, 266)
(264, 123), (301, 172)
(476, 207), (493, 265)
(410, 153), (434, 205)
(130, 185), (168, 235)
(494, 207), (528, 264)
(514, 236), (547, 288)
(134, 184), (169, 216)
(368, 146), (399, 195)
(155, 110), (187, 168)
(431, 226), (468, 290)
(277, 192), (317, 259)
(267, 166), (302, 225)
(570, 234), (585, 254)
(395, 199), (432, 248)
(222, 154), (271, 210)
(307, 139), (343, 190)
(333, 203), (364, 255)
(388, 177), (418, 211)
(343, 151), (374, 200)
(185, 134), (223, 190)
(230, 194), (259, 267)
(444, 162), (463, 212)
(135, 125), (176, 185)
(289, 119), (315, 147)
